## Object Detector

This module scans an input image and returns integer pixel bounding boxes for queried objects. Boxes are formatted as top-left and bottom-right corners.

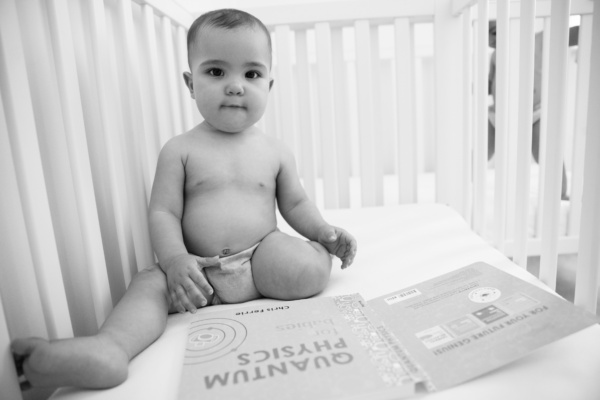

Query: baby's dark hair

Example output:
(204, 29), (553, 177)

(186, 9), (272, 69)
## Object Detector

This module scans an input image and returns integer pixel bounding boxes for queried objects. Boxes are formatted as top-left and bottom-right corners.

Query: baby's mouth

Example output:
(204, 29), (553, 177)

(222, 104), (245, 109)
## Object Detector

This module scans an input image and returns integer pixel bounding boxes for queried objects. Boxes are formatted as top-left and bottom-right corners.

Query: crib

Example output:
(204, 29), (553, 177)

(1, 0), (599, 399)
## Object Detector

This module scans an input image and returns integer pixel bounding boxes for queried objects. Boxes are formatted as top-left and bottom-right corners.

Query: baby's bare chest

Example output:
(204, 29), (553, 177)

(183, 145), (279, 193)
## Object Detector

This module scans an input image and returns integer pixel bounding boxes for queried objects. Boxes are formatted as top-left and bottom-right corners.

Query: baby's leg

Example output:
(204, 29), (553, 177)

(251, 231), (332, 300)
(12, 265), (171, 389)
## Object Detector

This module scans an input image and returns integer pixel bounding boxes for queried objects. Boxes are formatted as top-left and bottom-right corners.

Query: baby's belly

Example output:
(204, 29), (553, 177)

(181, 198), (276, 258)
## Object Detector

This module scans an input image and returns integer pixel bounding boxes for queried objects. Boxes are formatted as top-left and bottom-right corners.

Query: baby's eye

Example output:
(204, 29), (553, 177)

(245, 70), (261, 79)
(207, 68), (224, 77)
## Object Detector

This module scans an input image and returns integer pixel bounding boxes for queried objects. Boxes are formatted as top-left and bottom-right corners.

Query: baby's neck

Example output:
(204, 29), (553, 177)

(199, 120), (255, 137)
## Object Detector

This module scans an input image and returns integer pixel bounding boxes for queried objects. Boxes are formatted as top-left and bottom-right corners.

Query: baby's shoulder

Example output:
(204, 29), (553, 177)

(161, 128), (203, 152)
(259, 133), (295, 167)
(156, 132), (201, 166)
(252, 128), (289, 153)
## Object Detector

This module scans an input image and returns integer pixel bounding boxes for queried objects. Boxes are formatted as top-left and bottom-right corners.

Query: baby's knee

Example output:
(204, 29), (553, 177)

(252, 233), (332, 300)
(307, 241), (333, 271)
(94, 349), (129, 388)
(279, 241), (331, 299)
(130, 265), (168, 296)
(300, 242), (332, 294)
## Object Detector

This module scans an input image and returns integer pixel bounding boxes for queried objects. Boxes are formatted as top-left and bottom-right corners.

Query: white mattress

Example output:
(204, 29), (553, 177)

(51, 204), (599, 400)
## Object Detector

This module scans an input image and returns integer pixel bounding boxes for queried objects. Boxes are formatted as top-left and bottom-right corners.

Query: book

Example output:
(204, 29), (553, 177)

(177, 262), (598, 399)
(178, 293), (418, 400)
(367, 262), (598, 391)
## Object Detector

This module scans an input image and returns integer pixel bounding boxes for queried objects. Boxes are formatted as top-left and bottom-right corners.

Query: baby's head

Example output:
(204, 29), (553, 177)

(187, 9), (272, 70)
(183, 9), (273, 133)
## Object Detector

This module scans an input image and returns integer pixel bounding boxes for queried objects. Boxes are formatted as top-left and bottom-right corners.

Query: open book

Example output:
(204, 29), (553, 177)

(177, 262), (597, 399)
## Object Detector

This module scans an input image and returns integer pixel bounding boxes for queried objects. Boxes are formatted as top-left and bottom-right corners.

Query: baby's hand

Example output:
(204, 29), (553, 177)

(164, 254), (220, 313)
(318, 226), (357, 269)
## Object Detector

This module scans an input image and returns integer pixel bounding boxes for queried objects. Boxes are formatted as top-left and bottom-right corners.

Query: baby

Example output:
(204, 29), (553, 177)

(12, 8), (356, 389)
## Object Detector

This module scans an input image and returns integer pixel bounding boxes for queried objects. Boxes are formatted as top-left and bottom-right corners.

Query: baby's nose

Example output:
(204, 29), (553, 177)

(226, 81), (244, 95)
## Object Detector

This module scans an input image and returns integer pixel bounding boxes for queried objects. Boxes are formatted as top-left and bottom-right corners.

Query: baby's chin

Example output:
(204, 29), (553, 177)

(203, 118), (257, 134)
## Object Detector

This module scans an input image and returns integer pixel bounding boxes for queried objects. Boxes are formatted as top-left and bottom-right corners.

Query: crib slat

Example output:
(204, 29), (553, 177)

(574, 2), (600, 314)
(142, 5), (171, 147)
(568, 15), (593, 236)
(161, 16), (183, 137)
(0, 86), (50, 342)
(117, 0), (156, 272)
(536, 18), (551, 237)
(470, 12), (479, 229)
(512, 0), (536, 269)
(294, 29), (317, 203)
(68, 0), (130, 307)
(315, 22), (340, 209)
(48, 0), (117, 326)
(492, 0), (510, 253)
(177, 26), (195, 132)
(118, 0), (151, 181)
(434, 2), (466, 216)
(370, 26), (385, 206)
(332, 27), (352, 208)
(136, 7), (160, 181)
(35, 0), (101, 332)
(539, 0), (571, 290)
(473, 0), (489, 234)
(394, 18), (417, 203)
(88, 0), (142, 304)
(504, 18), (522, 245)
(274, 25), (296, 150)
(462, 11), (473, 221)
(0, 0), (72, 339)
(355, 20), (379, 207)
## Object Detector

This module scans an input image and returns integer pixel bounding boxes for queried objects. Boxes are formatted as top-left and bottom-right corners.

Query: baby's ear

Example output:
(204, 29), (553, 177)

(183, 72), (195, 99)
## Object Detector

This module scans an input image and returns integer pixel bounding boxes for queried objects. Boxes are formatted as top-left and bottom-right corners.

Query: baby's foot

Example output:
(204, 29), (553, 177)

(12, 336), (129, 389)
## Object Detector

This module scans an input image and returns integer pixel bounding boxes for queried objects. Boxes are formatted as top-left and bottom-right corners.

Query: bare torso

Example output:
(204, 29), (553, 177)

(180, 126), (279, 257)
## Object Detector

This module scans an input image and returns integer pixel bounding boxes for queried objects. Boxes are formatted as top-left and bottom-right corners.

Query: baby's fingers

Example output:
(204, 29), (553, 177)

(189, 268), (214, 297)
(341, 239), (357, 270)
(175, 285), (199, 313)
(170, 290), (186, 314)
(341, 251), (356, 269)
(196, 256), (221, 268)
(185, 281), (210, 310)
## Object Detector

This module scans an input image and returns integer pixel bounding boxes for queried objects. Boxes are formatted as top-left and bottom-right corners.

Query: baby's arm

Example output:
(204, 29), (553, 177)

(275, 143), (357, 268)
(148, 138), (218, 313)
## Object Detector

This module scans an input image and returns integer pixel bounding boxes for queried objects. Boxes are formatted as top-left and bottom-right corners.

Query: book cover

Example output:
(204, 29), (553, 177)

(367, 262), (598, 391)
(178, 294), (420, 400)
(178, 262), (598, 398)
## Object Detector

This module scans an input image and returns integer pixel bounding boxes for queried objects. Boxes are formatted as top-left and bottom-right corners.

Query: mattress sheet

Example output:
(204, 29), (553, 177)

(51, 204), (600, 400)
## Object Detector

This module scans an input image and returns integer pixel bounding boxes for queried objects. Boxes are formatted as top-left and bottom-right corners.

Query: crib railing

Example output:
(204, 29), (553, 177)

(256, 0), (598, 302)
(0, 0), (195, 397)
(1, 0), (598, 398)
(454, 0), (598, 311)
(255, 1), (468, 215)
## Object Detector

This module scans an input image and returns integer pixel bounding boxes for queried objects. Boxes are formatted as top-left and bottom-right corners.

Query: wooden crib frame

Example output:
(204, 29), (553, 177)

(1, 0), (598, 398)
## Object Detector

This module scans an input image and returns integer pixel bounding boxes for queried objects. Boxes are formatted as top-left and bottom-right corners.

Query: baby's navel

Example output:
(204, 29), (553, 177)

(221, 248), (231, 256)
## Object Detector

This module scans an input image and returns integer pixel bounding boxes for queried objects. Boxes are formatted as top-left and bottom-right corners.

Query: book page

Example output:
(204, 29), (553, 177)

(367, 262), (598, 390)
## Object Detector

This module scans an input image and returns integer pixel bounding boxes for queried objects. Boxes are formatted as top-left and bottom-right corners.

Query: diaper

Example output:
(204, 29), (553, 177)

(205, 242), (262, 305)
